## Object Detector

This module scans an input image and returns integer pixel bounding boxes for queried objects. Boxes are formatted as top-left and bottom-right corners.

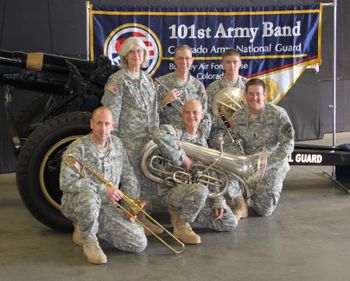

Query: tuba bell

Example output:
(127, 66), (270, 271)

(141, 140), (267, 199)
(211, 87), (245, 120)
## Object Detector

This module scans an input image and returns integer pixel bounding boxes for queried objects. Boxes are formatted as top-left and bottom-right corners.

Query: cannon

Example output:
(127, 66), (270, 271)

(2, 48), (350, 233)
(1, 49), (118, 232)
(1, 49), (117, 142)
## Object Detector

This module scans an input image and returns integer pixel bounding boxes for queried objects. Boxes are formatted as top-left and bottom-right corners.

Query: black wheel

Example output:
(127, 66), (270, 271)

(14, 93), (51, 139)
(16, 111), (92, 232)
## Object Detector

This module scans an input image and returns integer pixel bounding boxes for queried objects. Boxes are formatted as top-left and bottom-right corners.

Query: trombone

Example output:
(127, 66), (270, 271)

(154, 78), (183, 114)
(63, 153), (185, 254)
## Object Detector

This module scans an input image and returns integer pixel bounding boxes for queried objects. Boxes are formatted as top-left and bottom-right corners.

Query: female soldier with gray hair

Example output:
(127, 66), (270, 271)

(101, 37), (162, 234)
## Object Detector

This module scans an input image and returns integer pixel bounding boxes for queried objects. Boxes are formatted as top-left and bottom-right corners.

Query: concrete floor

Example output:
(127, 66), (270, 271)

(1, 133), (350, 281)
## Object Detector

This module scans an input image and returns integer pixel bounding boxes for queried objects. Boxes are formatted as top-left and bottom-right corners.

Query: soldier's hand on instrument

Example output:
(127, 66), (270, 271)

(182, 156), (193, 170)
(214, 208), (224, 220)
(161, 89), (181, 106)
(106, 185), (123, 202)
(126, 214), (136, 223)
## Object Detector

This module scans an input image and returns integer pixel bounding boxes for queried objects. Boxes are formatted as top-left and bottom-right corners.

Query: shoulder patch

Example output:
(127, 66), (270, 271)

(281, 123), (293, 137)
(107, 84), (118, 95)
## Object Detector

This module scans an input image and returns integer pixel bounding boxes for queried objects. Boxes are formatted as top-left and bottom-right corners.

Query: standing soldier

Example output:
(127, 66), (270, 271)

(206, 48), (247, 107)
(101, 37), (163, 235)
(156, 44), (211, 138)
(208, 49), (248, 217)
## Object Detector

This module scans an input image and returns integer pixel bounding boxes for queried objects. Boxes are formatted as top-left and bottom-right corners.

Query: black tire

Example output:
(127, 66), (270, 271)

(14, 93), (50, 139)
(16, 111), (92, 232)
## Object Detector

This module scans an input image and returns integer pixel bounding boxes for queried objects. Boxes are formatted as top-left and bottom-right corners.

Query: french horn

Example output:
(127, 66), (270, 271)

(141, 140), (267, 199)
(211, 87), (245, 120)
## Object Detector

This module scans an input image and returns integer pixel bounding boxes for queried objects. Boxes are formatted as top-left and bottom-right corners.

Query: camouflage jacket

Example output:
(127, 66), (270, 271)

(152, 124), (225, 208)
(206, 76), (247, 109)
(156, 72), (211, 137)
(60, 134), (139, 201)
(211, 103), (295, 172)
(101, 68), (159, 144)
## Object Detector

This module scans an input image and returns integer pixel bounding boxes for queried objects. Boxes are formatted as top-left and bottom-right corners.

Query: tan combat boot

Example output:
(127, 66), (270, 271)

(232, 194), (248, 220)
(225, 197), (236, 210)
(72, 223), (84, 246)
(170, 211), (201, 245)
(83, 235), (107, 264)
(138, 213), (164, 236)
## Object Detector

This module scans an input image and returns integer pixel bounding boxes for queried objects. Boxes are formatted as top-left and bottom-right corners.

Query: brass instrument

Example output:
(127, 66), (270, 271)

(63, 153), (185, 254)
(155, 78), (183, 114)
(141, 140), (267, 199)
(211, 87), (245, 121)
(211, 87), (246, 154)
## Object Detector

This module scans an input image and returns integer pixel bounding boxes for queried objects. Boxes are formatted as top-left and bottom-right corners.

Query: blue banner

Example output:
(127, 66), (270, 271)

(89, 4), (322, 101)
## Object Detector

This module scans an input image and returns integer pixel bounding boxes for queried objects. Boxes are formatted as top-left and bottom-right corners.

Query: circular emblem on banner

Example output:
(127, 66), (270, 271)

(262, 78), (280, 102)
(104, 23), (162, 76)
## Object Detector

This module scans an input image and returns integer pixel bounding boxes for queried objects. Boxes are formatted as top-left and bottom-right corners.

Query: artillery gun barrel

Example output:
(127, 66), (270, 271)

(0, 48), (118, 94)
(0, 49), (98, 77)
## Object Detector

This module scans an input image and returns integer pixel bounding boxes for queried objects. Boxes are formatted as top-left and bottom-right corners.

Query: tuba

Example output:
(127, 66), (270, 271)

(141, 140), (267, 199)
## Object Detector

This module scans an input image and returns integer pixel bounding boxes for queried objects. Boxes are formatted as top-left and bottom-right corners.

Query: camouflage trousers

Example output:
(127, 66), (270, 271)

(196, 203), (238, 232)
(250, 167), (289, 216)
(225, 176), (243, 199)
(61, 190), (147, 253)
(163, 183), (237, 231)
(124, 141), (158, 212)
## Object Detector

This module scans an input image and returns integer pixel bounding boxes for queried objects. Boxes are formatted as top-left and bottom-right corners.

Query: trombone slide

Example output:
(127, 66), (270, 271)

(63, 153), (185, 254)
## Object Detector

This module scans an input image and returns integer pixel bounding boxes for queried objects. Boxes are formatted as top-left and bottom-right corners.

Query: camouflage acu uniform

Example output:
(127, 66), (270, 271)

(206, 76), (247, 109)
(156, 72), (212, 137)
(101, 69), (159, 206)
(212, 103), (295, 216)
(60, 134), (147, 253)
(207, 76), (248, 201)
(152, 124), (237, 231)
(209, 115), (245, 201)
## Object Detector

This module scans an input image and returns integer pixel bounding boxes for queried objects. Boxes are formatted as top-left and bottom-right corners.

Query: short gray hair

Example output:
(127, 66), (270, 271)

(119, 37), (149, 69)
(174, 44), (192, 57)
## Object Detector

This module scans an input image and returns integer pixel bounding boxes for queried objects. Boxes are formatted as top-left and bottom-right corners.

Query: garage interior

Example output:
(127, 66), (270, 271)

(1, 133), (350, 281)
(1, 0), (350, 280)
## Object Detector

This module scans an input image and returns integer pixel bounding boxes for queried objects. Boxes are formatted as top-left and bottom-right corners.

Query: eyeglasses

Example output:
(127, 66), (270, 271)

(174, 57), (193, 61)
(246, 92), (264, 98)
(128, 49), (143, 55)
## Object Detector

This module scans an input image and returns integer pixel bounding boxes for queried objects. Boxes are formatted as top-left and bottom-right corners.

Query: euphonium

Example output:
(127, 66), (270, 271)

(141, 140), (267, 199)
(63, 153), (185, 254)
